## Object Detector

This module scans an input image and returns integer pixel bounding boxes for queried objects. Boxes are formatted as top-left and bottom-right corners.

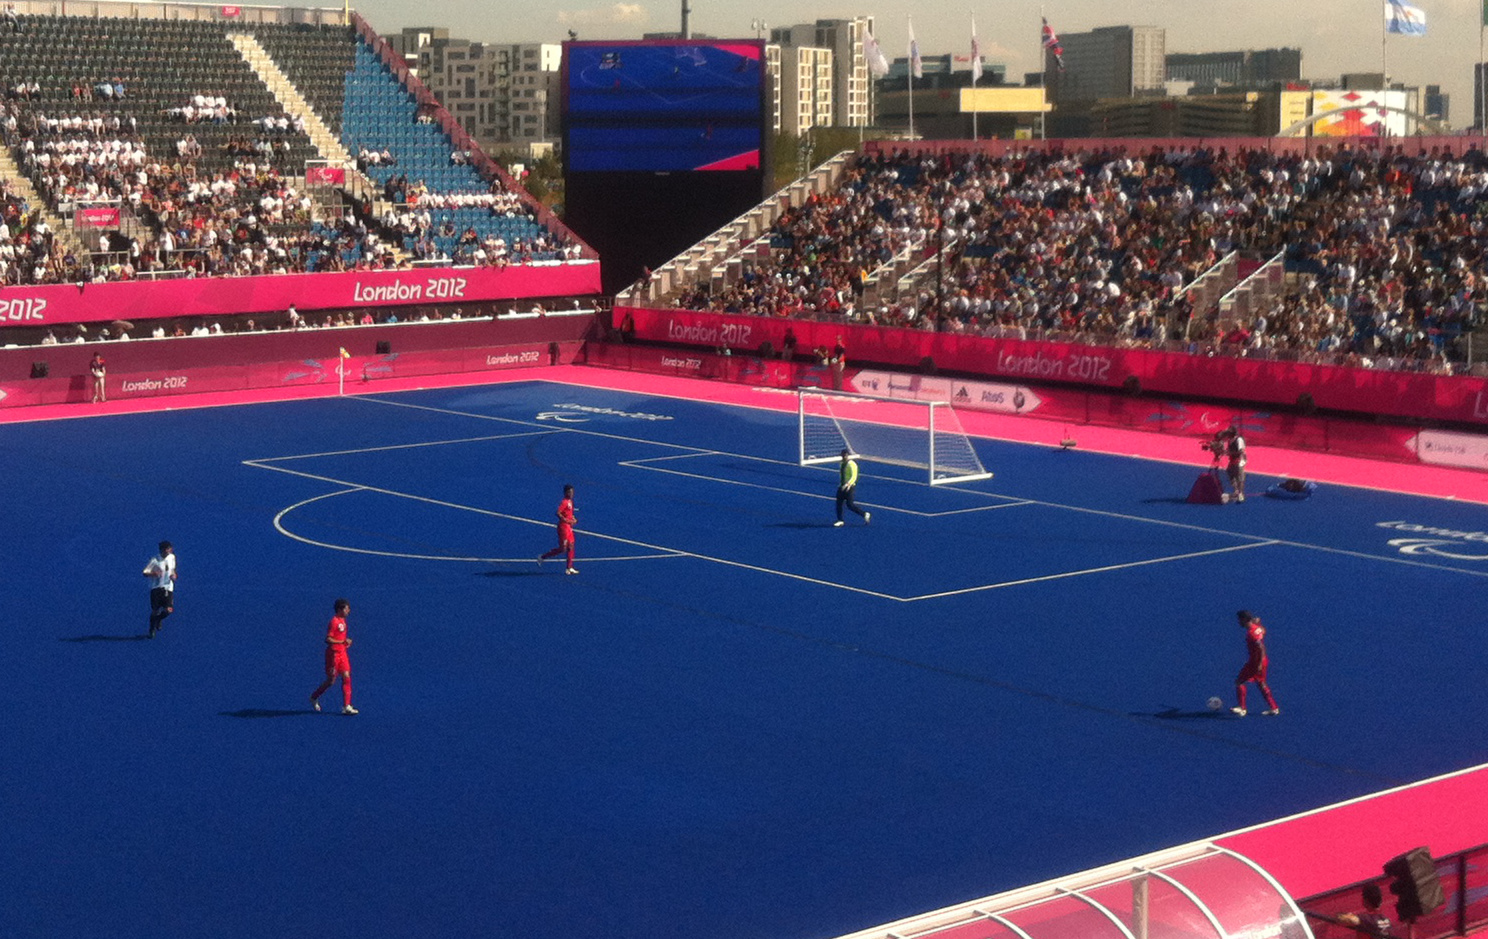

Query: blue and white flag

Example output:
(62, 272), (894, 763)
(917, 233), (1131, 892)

(1385, 0), (1427, 35)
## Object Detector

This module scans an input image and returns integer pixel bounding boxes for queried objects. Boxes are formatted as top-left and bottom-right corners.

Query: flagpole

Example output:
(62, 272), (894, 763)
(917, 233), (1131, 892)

(1480, 20), (1485, 135)
(1039, 7), (1047, 141)
(964, 9), (976, 142)
(1374, 0), (1386, 137)
(908, 14), (916, 141)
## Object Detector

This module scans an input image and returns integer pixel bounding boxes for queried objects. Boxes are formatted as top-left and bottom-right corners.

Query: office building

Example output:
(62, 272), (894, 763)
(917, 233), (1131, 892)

(1165, 48), (1302, 87)
(384, 28), (560, 156)
(1049, 25), (1165, 101)
(770, 44), (834, 135)
(769, 17), (875, 128)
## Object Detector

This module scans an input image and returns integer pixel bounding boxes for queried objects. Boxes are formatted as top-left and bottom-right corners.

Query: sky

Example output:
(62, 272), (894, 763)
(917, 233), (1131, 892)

(354, 0), (1488, 127)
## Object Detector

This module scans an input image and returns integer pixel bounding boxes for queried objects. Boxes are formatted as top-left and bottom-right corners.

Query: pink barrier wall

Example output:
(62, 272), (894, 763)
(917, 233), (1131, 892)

(0, 315), (594, 406)
(615, 306), (1488, 426)
(861, 135), (1483, 159)
(0, 262), (602, 327)
(588, 342), (1425, 461)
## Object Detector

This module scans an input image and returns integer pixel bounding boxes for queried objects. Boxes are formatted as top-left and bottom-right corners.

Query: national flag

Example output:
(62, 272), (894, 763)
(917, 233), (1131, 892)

(1385, 0), (1427, 35)
(339, 347), (351, 359)
(970, 16), (983, 83)
(863, 28), (890, 78)
(1041, 17), (1065, 71)
(908, 16), (923, 79)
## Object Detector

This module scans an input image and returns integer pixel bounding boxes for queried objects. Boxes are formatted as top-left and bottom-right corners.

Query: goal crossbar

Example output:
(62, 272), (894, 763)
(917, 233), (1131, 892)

(797, 387), (993, 486)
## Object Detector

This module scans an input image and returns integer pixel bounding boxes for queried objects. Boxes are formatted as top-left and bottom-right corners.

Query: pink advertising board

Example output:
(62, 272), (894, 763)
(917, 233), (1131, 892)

(589, 342), (1425, 463)
(615, 306), (1488, 427)
(0, 341), (581, 407)
(0, 262), (601, 327)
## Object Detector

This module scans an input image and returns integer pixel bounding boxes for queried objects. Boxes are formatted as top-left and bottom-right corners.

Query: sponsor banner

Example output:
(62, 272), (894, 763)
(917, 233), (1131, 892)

(1414, 429), (1488, 470)
(0, 262), (601, 326)
(74, 206), (121, 229)
(589, 334), (1425, 464)
(585, 342), (808, 388)
(220, 4), (241, 15)
(0, 341), (579, 406)
(617, 306), (1488, 427)
(305, 166), (347, 186)
(851, 369), (1043, 414)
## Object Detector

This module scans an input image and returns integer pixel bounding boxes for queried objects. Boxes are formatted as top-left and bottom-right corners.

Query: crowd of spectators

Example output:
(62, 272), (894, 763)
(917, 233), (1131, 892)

(0, 81), (579, 284)
(0, 177), (70, 285)
(674, 145), (1488, 372)
(164, 95), (236, 124)
(17, 297), (592, 347)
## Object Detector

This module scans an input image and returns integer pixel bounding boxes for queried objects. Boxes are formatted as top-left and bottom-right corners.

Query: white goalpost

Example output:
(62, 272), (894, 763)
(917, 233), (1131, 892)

(797, 387), (993, 486)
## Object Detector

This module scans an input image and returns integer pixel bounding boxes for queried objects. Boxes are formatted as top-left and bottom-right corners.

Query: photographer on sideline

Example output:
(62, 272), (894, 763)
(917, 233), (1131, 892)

(1202, 427), (1248, 503)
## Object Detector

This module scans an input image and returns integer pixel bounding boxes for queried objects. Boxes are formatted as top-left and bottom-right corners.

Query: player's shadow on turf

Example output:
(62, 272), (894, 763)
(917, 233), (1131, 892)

(60, 634), (150, 642)
(1145, 706), (1230, 720)
(1141, 497), (1197, 506)
(220, 708), (314, 719)
(768, 522), (840, 530)
(476, 570), (548, 578)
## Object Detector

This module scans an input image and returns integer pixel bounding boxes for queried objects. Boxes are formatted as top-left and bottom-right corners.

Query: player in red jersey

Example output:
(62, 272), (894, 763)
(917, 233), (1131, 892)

(310, 598), (357, 715)
(1231, 609), (1279, 717)
(538, 484), (578, 574)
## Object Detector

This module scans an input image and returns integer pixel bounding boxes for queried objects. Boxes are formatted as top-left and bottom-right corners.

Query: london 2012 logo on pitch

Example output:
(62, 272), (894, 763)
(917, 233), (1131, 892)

(1377, 521), (1488, 560)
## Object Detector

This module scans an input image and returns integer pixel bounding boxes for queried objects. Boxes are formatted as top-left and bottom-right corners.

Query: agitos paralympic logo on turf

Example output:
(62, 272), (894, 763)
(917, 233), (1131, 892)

(1377, 521), (1488, 560)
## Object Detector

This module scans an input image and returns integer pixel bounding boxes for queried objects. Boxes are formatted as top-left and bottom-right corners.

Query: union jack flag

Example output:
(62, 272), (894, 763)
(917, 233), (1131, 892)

(1041, 17), (1065, 71)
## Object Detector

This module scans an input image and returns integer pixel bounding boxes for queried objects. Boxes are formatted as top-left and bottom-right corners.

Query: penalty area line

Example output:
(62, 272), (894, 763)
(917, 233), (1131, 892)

(907, 540), (1281, 601)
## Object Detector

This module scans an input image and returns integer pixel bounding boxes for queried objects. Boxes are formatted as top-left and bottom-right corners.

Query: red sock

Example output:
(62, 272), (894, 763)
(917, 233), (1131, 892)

(342, 675), (353, 708)
(312, 679), (331, 701)
(1259, 682), (1278, 710)
(541, 547), (561, 559)
(567, 546), (575, 567)
(1236, 684), (1248, 710)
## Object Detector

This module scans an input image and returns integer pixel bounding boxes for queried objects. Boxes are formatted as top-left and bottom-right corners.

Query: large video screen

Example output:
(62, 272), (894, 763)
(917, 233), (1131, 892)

(564, 39), (765, 173)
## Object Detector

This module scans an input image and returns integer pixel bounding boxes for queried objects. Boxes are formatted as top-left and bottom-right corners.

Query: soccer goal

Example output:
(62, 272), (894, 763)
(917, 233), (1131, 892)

(797, 388), (993, 486)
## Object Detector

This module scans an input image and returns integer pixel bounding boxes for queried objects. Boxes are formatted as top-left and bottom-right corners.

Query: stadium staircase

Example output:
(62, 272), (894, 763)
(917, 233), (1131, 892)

(622, 150), (856, 307)
(226, 34), (360, 185)
(338, 35), (564, 260)
(0, 146), (84, 258)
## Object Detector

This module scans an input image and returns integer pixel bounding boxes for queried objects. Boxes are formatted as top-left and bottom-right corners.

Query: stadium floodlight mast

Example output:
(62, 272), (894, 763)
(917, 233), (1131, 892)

(681, 0), (691, 38)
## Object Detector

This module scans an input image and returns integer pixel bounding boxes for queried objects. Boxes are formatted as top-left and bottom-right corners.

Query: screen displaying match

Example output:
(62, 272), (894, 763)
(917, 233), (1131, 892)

(563, 39), (766, 173)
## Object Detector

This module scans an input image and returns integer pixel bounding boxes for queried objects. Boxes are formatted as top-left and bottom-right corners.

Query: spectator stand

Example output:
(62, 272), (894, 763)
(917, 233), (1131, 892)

(637, 142), (1488, 376)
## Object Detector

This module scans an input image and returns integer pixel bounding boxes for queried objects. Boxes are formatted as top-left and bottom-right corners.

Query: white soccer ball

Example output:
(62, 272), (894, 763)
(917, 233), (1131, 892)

(1206, 696), (1223, 711)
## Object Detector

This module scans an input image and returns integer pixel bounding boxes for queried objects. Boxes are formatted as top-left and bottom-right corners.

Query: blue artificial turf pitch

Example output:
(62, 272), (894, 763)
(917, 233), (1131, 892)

(4, 379), (1487, 939)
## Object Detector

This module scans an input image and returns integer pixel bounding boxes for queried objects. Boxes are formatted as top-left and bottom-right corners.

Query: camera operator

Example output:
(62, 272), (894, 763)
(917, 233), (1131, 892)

(1202, 427), (1247, 503)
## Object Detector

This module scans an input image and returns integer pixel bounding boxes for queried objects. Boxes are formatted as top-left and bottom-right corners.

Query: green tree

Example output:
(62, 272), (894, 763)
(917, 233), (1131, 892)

(770, 128), (868, 191)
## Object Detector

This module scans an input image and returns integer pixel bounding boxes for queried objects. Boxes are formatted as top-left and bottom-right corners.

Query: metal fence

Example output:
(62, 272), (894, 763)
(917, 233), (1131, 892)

(1303, 844), (1488, 939)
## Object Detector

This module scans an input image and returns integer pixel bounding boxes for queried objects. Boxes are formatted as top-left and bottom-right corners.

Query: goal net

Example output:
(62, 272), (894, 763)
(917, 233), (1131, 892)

(797, 388), (993, 486)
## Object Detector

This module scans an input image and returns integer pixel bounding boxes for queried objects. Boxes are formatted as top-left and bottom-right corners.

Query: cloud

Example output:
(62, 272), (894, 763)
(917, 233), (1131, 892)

(558, 3), (648, 26)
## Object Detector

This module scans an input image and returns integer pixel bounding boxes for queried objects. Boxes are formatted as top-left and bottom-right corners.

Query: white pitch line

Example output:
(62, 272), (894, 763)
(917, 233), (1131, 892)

(354, 395), (1006, 496)
(272, 488), (684, 563)
(621, 452), (1031, 518)
(247, 458), (902, 599)
(319, 391), (1488, 587)
(907, 541), (1282, 601)
(247, 430), (547, 463)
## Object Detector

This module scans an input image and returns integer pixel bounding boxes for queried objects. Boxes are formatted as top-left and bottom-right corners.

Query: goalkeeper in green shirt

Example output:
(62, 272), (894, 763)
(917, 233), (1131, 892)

(834, 449), (871, 527)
